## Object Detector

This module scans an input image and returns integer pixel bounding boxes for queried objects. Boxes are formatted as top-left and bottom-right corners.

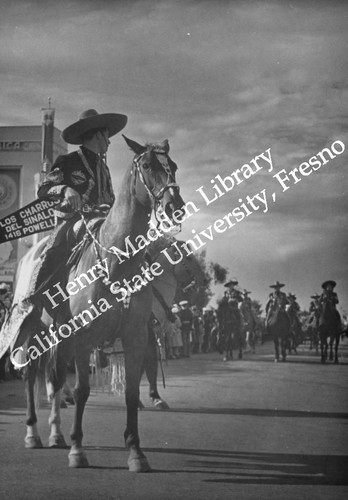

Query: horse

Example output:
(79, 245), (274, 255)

(266, 301), (291, 362)
(318, 297), (341, 364)
(18, 136), (185, 472)
(286, 304), (303, 354)
(306, 310), (320, 353)
(217, 299), (244, 361)
(240, 302), (257, 354)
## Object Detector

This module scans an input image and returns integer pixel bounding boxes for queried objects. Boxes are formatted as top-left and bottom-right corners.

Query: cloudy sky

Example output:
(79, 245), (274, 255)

(1, 0), (347, 313)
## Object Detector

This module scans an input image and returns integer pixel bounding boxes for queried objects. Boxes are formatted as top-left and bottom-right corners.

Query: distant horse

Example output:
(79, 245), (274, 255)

(17, 136), (184, 472)
(266, 301), (291, 362)
(306, 309), (320, 353)
(217, 299), (244, 360)
(318, 297), (341, 364)
(286, 305), (303, 354)
(241, 303), (257, 354)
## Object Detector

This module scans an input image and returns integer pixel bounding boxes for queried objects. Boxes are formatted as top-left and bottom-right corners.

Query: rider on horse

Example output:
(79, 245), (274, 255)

(31, 108), (127, 299)
(318, 280), (341, 330)
(319, 280), (339, 310)
(1, 109), (127, 359)
(265, 281), (288, 325)
(308, 293), (321, 326)
(223, 278), (244, 308)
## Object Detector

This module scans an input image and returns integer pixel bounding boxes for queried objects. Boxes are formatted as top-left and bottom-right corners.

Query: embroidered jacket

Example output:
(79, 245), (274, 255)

(37, 146), (115, 219)
(319, 290), (339, 308)
(265, 291), (288, 313)
(223, 288), (244, 309)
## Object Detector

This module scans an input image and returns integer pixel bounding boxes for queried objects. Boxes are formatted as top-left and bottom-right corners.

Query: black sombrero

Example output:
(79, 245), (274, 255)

(321, 280), (336, 289)
(62, 109), (128, 145)
(224, 278), (238, 287)
(270, 281), (285, 289)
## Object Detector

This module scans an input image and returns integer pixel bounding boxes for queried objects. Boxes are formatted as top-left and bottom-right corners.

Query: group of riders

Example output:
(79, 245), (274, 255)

(216, 276), (343, 361)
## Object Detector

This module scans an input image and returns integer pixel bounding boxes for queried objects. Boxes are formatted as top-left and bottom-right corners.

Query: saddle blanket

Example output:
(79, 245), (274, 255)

(0, 236), (49, 361)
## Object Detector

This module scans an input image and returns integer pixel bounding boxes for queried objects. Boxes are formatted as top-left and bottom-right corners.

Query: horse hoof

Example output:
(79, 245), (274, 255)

(152, 398), (169, 410)
(65, 396), (75, 405)
(25, 436), (43, 449)
(60, 400), (68, 409)
(274, 358), (279, 363)
(127, 456), (152, 473)
(138, 400), (145, 410)
(49, 434), (67, 448)
(68, 450), (89, 468)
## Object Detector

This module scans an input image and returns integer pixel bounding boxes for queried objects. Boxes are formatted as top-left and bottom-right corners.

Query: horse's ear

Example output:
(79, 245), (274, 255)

(160, 139), (169, 153)
(122, 135), (146, 155)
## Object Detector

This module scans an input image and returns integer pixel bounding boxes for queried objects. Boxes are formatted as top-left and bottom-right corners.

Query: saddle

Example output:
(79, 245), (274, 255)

(29, 215), (106, 306)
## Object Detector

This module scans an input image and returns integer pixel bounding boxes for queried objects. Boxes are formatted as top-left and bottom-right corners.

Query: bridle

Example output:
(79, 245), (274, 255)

(131, 149), (180, 216)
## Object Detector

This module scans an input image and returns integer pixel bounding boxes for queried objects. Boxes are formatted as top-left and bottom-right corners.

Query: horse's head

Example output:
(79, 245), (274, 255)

(123, 135), (184, 220)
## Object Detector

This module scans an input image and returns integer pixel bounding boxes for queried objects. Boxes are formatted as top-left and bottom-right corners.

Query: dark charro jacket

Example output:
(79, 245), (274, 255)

(319, 290), (339, 308)
(224, 289), (244, 309)
(265, 291), (288, 314)
(37, 146), (115, 219)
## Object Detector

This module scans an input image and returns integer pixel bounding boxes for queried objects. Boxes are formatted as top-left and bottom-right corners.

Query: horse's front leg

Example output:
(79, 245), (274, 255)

(47, 383), (67, 448)
(329, 337), (334, 361)
(320, 334), (327, 363)
(273, 334), (280, 362)
(123, 341), (151, 472)
(24, 360), (43, 449)
(238, 329), (243, 360)
(281, 338), (287, 361)
(334, 335), (339, 364)
(68, 348), (90, 468)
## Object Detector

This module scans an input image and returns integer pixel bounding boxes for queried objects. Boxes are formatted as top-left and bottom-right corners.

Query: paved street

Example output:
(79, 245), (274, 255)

(0, 340), (347, 500)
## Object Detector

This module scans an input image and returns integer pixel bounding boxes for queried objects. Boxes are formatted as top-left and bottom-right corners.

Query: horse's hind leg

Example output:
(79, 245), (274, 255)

(143, 328), (169, 410)
(24, 360), (43, 448)
(68, 348), (90, 468)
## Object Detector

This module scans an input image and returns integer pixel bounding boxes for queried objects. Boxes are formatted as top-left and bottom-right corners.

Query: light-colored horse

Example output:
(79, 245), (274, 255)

(18, 136), (185, 472)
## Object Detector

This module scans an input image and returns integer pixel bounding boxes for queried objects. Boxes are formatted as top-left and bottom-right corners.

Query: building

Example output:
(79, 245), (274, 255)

(0, 125), (67, 285)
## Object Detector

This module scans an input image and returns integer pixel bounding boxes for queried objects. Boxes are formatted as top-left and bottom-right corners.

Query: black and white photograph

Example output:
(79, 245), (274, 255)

(0, 1), (347, 499)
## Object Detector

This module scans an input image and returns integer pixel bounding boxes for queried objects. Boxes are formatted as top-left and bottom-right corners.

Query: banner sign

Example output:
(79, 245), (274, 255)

(0, 199), (59, 244)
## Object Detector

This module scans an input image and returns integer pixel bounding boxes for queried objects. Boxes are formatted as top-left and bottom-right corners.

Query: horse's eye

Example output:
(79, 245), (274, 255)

(142, 163), (150, 171)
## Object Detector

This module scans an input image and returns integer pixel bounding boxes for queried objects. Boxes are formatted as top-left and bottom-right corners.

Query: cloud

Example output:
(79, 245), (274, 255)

(1, 0), (347, 310)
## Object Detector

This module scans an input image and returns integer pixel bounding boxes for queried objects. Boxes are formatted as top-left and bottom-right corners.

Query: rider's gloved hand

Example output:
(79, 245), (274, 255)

(63, 187), (82, 211)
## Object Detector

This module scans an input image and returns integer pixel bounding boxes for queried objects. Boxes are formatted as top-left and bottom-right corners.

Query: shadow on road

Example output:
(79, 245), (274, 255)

(139, 406), (348, 419)
(84, 446), (348, 485)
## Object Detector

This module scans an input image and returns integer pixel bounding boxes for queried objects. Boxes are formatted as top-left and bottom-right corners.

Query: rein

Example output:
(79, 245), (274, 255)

(78, 150), (179, 259)
(132, 151), (179, 216)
